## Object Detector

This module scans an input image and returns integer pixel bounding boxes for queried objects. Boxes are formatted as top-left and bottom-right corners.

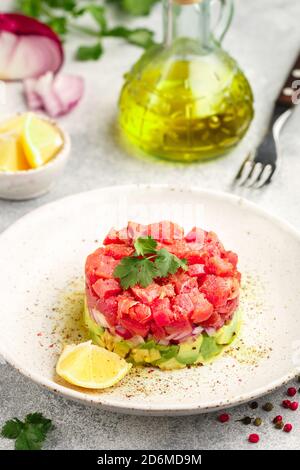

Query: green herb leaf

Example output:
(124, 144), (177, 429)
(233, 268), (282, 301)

(114, 256), (158, 289)
(1, 413), (53, 451)
(76, 5), (107, 33)
(47, 16), (68, 35)
(1, 419), (23, 439)
(114, 236), (188, 288)
(76, 42), (103, 61)
(44, 0), (76, 11)
(105, 26), (155, 49)
(154, 248), (188, 278)
(17, 0), (41, 17)
(121, 0), (159, 16)
(134, 236), (157, 256)
(125, 28), (155, 48)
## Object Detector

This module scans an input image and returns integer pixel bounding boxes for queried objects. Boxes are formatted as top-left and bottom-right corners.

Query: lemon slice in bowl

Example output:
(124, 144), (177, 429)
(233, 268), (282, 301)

(56, 341), (132, 390)
(21, 113), (64, 169)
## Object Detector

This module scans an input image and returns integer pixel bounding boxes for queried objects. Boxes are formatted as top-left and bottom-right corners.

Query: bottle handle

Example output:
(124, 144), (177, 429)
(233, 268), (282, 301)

(212, 0), (234, 43)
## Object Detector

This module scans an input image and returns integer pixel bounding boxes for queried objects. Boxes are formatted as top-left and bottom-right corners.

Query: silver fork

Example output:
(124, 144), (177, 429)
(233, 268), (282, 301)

(234, 53), (299, 189)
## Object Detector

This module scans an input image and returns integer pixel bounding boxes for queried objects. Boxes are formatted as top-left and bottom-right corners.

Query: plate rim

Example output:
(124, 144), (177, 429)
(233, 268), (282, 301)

(0, 184), (299, 415)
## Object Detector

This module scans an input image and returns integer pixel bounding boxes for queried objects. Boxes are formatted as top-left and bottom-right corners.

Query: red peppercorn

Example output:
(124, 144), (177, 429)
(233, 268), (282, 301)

(289, 401), (298, 411)
(282, 399), (291, 408)
(248, 433), (260, 443)
(273, 415), (283, 424)
(283, 423), (293, 433)
(287, 387), (297, 397)
(218, 413), (230, 423)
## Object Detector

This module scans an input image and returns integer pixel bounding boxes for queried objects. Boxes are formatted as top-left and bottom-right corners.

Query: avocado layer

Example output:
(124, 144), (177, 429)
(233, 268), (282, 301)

(83, 301), (242, 370)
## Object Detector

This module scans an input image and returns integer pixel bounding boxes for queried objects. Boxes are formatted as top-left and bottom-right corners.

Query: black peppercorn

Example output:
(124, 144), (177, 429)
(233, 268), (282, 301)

(275, 421), (284, 430)
(249, 401), (258, 409)
(262, 402), (273, 412)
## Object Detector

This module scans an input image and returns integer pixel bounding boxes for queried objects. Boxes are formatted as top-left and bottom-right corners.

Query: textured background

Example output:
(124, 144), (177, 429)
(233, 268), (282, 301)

(1, 0), (300, 450)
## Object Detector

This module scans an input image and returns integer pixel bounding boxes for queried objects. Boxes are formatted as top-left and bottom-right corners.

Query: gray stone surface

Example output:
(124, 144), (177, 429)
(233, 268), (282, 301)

(0, 0), (300, 450)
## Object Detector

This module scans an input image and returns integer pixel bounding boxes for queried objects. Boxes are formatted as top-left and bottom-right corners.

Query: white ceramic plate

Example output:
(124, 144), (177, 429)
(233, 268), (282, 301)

(1, 185), (300, 416)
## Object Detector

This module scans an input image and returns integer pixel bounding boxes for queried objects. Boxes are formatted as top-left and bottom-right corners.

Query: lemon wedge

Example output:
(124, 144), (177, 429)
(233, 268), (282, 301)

(0, 135), (30, 172)
(56, 341), (132, 390)
(21, 113), (63, 169)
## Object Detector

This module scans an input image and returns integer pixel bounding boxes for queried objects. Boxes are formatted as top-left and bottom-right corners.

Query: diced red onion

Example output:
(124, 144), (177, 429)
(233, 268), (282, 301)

(92, 309), (110, 328)
(205, 327), (217, 337)
(24, 71), (84, 117)
(192, 326), (204, 336)
(0, 14), (63, 81)
(129, 336), (145, 347)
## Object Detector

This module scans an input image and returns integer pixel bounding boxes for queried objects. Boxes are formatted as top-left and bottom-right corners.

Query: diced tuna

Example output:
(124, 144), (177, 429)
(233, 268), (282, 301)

(152, 298), (173, 327)
(92, 278), (121, 299)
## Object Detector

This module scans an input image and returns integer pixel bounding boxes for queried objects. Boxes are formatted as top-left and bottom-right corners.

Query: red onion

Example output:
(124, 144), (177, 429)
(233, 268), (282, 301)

(0, 13), (63, 80)
(24, 72), (84, 117)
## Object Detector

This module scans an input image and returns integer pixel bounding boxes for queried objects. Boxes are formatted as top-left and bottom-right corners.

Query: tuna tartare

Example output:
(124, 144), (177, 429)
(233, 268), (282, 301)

(84, 221), (241, 370)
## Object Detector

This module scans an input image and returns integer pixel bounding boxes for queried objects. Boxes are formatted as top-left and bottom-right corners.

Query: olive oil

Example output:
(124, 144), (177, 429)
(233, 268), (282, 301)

(119, 45), (254, 162)
(118, 1), (254, 162)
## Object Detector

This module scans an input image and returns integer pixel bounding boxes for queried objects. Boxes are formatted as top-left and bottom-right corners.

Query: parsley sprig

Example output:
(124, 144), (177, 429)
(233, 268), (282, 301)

(1, 413), (53, 450)
(114, 236), (188, 289)
(15, 0), (157, 60)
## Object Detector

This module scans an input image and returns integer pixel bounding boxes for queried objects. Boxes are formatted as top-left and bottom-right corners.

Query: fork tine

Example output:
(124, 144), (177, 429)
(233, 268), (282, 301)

(248, 164), (267, 188)
(262, 165), (276, 186)
(234, 153), (253, 182)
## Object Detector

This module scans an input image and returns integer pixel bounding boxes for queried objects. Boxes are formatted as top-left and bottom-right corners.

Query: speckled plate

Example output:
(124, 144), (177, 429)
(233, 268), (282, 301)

(0, 185), (300, 416)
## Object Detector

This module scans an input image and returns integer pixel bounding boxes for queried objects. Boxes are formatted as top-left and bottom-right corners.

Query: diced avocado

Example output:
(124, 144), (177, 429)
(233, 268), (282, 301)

(138, 340), (157, 350)
(200, 335), (223, 360)
(216, 309), (242, 345)
(113, 341), (131, 358)
(177, 335), (203, 365)
(131, 347), (161, 364)
(157, 358), (185, 370)
(159, 344), (179, 361)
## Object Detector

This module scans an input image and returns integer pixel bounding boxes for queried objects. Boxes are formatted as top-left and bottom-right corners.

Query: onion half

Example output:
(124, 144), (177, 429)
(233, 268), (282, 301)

(0, 13), (63, 80)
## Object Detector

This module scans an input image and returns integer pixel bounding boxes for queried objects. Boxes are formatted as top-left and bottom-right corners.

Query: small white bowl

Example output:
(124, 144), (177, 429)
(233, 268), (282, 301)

(0, 114), (71, 201)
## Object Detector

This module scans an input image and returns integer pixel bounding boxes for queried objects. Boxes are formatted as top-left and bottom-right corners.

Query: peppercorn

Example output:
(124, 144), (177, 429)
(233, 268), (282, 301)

(218, 413), (230, 423)
(297, 376), (300, 383)
(275, 421), (284, 430)
(287, 387), (297, 397)
(237, 416), (252, 425)
(283, 423), (293, 433)
(273, 415), (282, 424)
(248, 433), (260, 443)
(290, 401), (298, 411)
(249, 401), (258, 409)
(262, 402), (273, 412)
(282, 399), (291, 409)
(253, 417), (262, 427)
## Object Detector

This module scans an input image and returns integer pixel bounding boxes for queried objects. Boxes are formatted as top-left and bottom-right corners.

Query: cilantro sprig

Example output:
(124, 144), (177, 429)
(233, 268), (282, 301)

(114, 236), (188, 289)
(1, 413), (53, 450)
(15, 0), (157, 60)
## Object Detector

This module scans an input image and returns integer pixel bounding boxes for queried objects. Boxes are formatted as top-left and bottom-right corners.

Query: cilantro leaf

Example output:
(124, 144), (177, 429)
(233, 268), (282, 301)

(155, 248), (188, 277)
(1, 419), (23, 439)
(114, 256), (158, 289)
(121, 0), (159, 16)
(1, 413), (53, 451)
(134, 236), (157, 256)
(75, 5), (107, 33)
(76, 43), (103, 61)
(15, 427), (44, 450)
(114, 236), (188, 289)
(25, 413), (53, 434)
(105, 27), (155, 49)
(47, 17), (68, 35)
